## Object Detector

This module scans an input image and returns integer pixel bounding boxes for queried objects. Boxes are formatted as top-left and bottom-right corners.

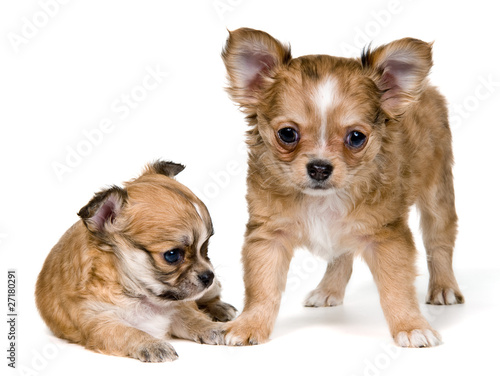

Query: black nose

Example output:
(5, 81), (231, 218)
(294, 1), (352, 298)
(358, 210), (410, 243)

(307, 161), (333, 181)
(198, 271), (214, 288)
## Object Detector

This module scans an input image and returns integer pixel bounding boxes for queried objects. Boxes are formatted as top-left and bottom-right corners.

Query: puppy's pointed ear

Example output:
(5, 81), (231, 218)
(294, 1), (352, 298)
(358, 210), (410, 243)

(77, 186), (127, 234)
(142, 160), (185, 177)
(222, 28), (291, 110)
(362, 38), (433, 118)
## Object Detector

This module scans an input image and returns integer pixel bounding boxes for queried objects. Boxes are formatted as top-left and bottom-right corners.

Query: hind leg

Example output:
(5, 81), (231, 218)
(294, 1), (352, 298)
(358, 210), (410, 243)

(304, 252), (354, 307)
(418, 168), (464, 305)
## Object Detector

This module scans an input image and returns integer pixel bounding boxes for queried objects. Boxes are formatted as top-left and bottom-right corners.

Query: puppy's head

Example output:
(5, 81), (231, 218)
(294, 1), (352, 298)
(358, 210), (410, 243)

(78, 161), (216, 304)
(222, 28), (433, 196)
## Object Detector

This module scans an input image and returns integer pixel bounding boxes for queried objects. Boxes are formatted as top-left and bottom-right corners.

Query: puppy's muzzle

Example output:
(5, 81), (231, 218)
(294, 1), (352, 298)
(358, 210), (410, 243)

(307, 161), (333, 182)
(198, 270), (214, 288)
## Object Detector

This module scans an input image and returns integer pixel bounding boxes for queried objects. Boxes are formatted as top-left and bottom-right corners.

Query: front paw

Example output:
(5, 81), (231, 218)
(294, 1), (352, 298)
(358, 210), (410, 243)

(135, 341), (179, 362)
(221, 316), (271, 346)
(394, 329), (441, 348)
(192, 322), (226, 345)
(201, 300), (238, 322)
(304, 288), (343, 307)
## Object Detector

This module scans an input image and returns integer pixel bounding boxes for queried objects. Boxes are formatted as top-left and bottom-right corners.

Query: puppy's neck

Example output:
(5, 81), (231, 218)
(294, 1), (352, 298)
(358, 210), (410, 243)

(302, 188), (353, 215)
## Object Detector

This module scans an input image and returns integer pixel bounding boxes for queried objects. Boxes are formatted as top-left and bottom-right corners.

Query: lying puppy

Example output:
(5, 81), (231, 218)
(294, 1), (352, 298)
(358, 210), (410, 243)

(36, 161), (236, 362)
(220, 28), (463, 347)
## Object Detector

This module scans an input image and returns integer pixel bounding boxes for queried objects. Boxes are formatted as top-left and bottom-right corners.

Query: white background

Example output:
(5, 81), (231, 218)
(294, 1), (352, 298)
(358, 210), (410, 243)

(1, 1), (499, 375)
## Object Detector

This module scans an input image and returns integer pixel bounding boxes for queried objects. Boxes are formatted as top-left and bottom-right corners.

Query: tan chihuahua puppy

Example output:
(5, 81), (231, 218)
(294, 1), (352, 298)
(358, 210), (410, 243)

(36, 161), (236, 362)
(220, 28), (463, 348)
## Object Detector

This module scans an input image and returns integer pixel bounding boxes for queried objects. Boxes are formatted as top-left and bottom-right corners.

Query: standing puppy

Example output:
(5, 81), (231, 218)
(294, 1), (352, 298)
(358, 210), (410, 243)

(220, 28), (463, 347)
(36, 161), (236, 362)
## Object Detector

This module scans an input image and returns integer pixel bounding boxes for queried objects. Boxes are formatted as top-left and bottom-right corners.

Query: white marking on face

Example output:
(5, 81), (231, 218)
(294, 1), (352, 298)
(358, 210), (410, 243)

(313, 77), (338, 148)
(192, 203), (210, 250)
(117, 248), (165, 295)
(191, 202), (213, 271)
(193, 203), (204, 221)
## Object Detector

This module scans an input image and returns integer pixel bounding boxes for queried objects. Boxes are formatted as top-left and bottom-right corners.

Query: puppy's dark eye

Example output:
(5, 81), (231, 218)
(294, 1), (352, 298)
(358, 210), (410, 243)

(277, 127), (299, 144)
(346, 130), (367, 149)
(164, 249), (184, 264)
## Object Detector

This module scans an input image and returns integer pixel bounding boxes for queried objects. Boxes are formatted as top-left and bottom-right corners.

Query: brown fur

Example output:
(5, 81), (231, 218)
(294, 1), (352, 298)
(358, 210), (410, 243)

(36, 161), (236, 362)
(220, 28), (463, 347)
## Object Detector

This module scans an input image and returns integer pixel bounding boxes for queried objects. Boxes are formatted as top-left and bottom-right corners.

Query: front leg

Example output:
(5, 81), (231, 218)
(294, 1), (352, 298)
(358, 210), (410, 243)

(222, 230), (294, 345)
(82, 312), (178, 362)
(363, 222), (441, 348)
(169, 301), (227, 344)
(196, 278), (237, 322)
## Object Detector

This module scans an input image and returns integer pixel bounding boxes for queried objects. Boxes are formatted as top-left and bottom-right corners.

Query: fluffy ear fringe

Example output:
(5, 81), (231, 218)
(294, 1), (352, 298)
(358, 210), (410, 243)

(77, 186), (127, 234)
(221, 28), (291, 111)
(361, 38), (433, 118)
(78, 160), (185, 234)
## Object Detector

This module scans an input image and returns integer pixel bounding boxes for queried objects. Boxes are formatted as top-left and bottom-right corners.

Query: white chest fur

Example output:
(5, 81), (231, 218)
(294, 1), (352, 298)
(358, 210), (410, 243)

(121, 299), (174, 340)
(301, 193), (354, 260)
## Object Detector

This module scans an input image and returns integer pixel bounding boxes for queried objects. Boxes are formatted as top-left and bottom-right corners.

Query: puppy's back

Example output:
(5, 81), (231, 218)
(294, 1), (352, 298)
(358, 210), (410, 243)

(36, 222), (94, 343)
(399, 85), (453, 195)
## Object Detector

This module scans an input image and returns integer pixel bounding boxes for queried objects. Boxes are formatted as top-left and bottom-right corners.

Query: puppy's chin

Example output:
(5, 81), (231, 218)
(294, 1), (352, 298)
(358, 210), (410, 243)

(302, 186), (337, 197)
(152, 278), (215, 304)
(154, 288), (207, 303)
(299, 178), (338, 196)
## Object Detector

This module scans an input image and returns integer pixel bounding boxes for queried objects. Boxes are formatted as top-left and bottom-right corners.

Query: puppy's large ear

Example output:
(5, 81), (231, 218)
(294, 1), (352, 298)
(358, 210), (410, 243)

(222, 28), (291, 111)
(361, 38), (433, 118)
(77, 186), (127, 234)
(142, 160), (185, 177)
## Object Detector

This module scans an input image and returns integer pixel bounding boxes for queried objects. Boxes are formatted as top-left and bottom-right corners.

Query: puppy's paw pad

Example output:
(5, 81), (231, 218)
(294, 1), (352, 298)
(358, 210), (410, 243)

(395, 329), (441, 348)
(304, 289), (343, 307)
(136, 341), (178, 362)
(426, 287), (464, 305)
